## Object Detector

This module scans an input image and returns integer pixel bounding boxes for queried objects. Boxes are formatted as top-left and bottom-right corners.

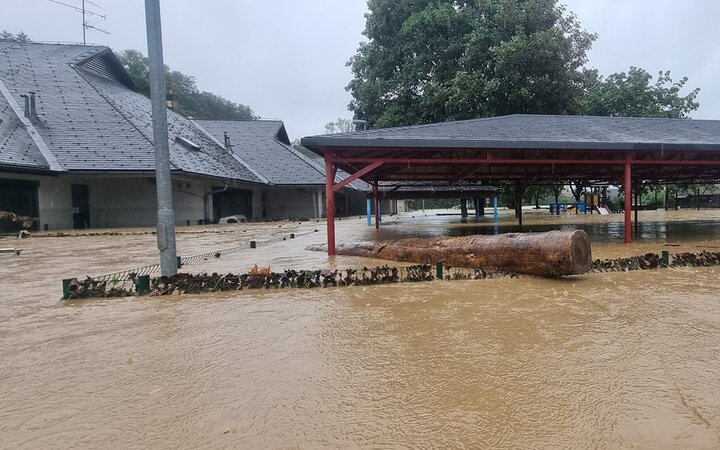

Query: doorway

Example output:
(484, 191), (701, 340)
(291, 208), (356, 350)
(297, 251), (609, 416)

(212, 188), (252, 221)
(71, 184), (90, 229)
(0, 179), (39, 231)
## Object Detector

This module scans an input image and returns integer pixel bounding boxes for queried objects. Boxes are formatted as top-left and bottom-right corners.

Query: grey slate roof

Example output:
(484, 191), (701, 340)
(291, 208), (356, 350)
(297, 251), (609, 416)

(198, 119), (327, 185)
(85, 72), (260, 180)
(302, 114), (720, 151)
(0, 42), (261, 182)
(0, 90), (48, 170)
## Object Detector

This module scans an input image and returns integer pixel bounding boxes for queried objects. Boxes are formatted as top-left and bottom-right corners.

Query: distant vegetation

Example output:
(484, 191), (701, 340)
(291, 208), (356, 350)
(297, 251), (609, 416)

(116, 50), (255, 121)
(0, 30), (30, 42)
(1, 31), (254, 121)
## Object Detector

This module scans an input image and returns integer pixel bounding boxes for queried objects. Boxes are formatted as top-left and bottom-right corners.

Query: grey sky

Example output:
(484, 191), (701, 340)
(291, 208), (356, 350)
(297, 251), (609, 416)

(4, 0), (719, 140)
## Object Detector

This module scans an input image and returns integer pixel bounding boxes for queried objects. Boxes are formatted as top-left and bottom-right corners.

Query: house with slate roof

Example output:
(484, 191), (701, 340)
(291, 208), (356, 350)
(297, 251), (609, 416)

(197, 119), (369, 219)
(0, 41), (367, 230)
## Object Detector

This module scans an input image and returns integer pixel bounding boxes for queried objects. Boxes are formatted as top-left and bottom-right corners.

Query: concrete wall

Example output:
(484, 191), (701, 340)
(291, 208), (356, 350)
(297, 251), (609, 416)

(0, 173), (74, 230)
(0, 172), (375, 229)
(0, 172), (338, 229)
(263, 187), (322, 219)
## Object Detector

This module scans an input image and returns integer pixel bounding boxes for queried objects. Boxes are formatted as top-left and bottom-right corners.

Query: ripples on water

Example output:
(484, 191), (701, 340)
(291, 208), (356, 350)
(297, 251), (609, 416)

(1, 210), (720, 448)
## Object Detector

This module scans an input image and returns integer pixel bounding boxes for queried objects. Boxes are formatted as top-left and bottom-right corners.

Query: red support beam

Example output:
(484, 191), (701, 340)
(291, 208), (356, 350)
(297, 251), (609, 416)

(332, 161), (384, 192)
(324, 152), (336, 256)
(331, 157), (720, 166)
(624, 154), (633, 244)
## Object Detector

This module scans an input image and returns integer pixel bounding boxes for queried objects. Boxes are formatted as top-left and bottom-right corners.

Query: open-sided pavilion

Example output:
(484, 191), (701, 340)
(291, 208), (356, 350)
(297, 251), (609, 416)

(301, 114), (720, 255)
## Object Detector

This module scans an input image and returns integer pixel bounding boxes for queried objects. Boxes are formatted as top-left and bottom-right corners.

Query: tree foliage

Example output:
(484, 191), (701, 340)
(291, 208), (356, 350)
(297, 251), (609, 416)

(347, 0), (597, 127)
(116, 49), (255, 121)
(0, 30), (30, 42)
(324, 118), (355, 134)
(579, 67), (700, 118)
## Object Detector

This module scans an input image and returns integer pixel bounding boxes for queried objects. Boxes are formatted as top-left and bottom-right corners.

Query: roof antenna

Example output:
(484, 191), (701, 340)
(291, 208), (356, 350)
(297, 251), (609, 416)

(48, 0), (110, 45)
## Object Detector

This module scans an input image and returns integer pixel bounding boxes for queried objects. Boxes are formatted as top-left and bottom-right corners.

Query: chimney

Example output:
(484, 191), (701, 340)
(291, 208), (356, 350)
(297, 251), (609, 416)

(223, 132), (231, 148)
(166, 90), (176, 109)
(29, 92), (37, 118)
(20, 94), (30, 118)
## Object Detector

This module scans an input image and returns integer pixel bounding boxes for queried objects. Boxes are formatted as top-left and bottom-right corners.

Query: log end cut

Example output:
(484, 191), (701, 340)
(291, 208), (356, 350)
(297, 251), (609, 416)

(546, 229), (592, 276)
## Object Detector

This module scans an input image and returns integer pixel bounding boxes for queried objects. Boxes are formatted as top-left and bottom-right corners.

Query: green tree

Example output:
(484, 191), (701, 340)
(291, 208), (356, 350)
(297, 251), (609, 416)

(116, 49), (255, 121)
(324, 118), (354, 134)
(15, 31), (30, 43)
(347, 0), (597, 128)
(580, 67), (700, 118)
(0, 30), (31, 42)
(523, 185), (556, 209)
(116, 49), (150, 95)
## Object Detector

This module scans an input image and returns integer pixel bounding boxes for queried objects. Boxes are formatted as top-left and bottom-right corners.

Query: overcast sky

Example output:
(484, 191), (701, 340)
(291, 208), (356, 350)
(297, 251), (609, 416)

(4, 0), (719, 140)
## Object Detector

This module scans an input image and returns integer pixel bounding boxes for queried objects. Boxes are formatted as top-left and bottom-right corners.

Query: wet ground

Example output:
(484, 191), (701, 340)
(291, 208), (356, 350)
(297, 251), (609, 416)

(1, 208), (720, 448)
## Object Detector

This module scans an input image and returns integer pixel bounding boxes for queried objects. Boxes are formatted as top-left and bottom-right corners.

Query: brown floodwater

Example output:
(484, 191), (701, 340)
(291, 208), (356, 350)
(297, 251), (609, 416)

(2, 209), (720, 449)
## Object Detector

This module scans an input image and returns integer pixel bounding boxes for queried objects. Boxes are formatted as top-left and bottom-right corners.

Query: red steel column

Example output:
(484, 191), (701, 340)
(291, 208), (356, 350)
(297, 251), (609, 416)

(634, 182), (640, 237)
(324, 152), (336, 256)
(373, 181), (380, 230)
(624, 155), (632, 244)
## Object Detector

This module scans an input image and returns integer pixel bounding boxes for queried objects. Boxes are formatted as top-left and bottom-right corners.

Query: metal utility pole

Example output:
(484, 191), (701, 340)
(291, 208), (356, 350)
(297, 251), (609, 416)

(145, 0), (177, 276)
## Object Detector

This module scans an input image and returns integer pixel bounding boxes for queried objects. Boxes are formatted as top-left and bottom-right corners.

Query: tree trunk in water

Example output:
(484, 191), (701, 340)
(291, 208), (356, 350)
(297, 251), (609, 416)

(307, 230), (592, 277)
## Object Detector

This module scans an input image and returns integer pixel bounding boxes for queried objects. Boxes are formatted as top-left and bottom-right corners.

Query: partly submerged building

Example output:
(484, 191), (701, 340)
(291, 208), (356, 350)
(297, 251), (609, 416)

(0, 42), (367, 230)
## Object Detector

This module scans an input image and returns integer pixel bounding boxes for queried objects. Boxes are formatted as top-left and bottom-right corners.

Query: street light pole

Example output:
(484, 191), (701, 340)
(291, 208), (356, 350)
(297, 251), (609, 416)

(145, 0), (177, 276)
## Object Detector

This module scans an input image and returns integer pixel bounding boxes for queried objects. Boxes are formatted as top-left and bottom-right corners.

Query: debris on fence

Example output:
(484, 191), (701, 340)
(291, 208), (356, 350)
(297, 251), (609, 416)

(60, 251), (720, 300)
(591, 251), (720, 272)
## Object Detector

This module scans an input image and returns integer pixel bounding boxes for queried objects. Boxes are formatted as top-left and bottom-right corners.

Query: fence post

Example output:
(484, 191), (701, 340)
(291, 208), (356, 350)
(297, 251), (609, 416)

(662, 250), (670, 266)
(136, 275), (151, 294)
(62, 278), (73, 300)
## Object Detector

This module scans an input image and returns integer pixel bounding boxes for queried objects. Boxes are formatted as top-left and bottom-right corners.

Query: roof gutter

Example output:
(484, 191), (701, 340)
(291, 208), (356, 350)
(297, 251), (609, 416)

(0, 79), (65, 172)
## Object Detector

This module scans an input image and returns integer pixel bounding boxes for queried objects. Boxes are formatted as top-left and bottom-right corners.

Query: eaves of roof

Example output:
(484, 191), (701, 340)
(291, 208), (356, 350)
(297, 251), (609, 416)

(301, 115), (720, 153)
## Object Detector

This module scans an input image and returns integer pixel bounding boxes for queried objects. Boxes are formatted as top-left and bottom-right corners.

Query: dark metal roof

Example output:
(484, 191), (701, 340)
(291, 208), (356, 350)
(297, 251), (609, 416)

(198, 119), (325, 185)
(302, 114), (720, 152)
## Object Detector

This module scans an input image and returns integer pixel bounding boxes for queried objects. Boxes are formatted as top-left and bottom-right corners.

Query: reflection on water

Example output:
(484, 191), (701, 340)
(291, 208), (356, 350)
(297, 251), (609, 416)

(1, 210), (720, 448)
(374, 209), (720, 244)
(446, 220), (720, 242)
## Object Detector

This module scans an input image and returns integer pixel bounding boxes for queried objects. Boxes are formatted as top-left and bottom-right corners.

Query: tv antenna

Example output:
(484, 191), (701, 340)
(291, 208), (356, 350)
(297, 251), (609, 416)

(48, 0), (110, 45)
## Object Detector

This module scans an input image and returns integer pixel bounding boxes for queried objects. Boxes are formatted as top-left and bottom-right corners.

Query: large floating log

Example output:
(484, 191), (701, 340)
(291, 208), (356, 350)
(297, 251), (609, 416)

(308, 230), (592, 277)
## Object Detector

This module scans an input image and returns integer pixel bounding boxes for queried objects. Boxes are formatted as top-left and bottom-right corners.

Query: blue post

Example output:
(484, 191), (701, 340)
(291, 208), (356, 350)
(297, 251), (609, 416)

(366, 198), (372, 226)
(493, 196), (499, 223)
(474, 198), (480, 221)
(378, 201), (382, 224)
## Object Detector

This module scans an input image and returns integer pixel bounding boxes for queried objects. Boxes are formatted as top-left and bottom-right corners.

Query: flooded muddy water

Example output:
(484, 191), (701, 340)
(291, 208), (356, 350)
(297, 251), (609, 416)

(1, 209), (720, 448)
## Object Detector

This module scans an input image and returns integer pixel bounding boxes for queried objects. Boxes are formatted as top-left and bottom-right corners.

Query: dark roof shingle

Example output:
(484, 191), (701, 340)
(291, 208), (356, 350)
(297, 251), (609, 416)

(302, 114), (720, 151)
(0, 42), (261, 183)
(198, 120), (326, 185)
